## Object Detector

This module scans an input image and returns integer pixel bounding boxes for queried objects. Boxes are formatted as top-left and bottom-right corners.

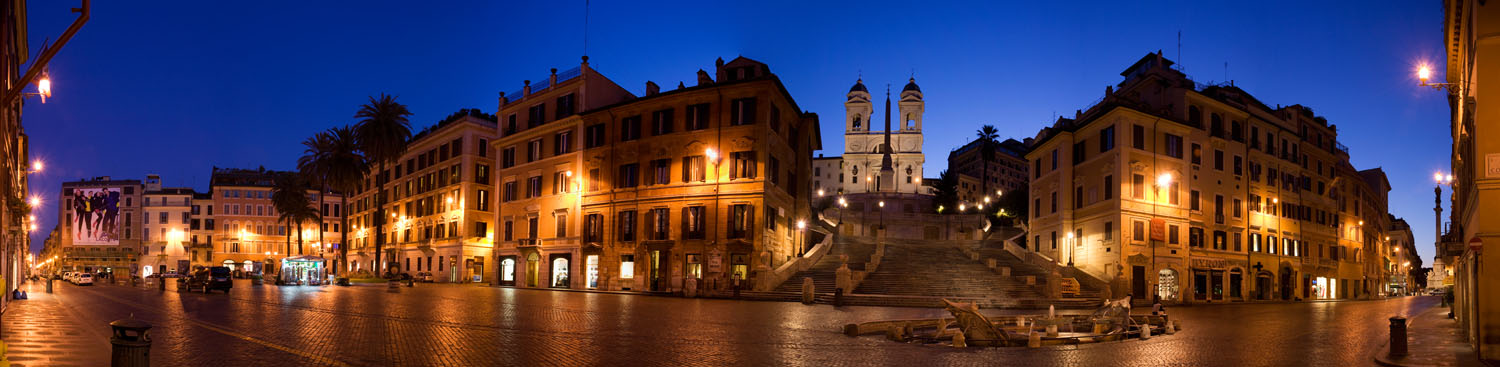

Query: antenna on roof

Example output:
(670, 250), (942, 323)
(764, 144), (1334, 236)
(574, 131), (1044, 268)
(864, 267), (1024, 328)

(583, 0), (591, 58)
(1224, 61), (1228, 82)
(1176, 30), (1182, 71)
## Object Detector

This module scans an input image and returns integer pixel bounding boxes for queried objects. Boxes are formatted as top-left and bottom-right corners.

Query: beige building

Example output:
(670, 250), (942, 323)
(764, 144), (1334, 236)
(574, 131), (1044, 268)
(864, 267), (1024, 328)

(1026, 52), (1391, 305)
(1440, 0), (1500, 359)
(346, 113), (498, 282)
(491, 57), (634, 288)
(207, 168), (341, 275)
(948, 137), (1029, 200)
(138, 174), (193, 276)
(1386, 217), (1419, 295)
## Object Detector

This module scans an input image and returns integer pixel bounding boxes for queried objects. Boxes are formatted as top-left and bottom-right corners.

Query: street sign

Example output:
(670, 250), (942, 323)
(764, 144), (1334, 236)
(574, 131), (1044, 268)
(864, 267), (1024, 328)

(1470, 237), (1483, 255)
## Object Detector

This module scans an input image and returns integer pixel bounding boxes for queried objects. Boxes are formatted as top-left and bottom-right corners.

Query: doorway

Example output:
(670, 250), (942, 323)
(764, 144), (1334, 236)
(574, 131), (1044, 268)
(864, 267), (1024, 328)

(525, 253), (539, 287)
(585, 255), (599, 289)
(549, 254), (571, 288)
(499, 256), (516, 286)
(1157, 268), (1179, 302)
(1131, 266), (1146, 299)
(649, 250), (667, 292)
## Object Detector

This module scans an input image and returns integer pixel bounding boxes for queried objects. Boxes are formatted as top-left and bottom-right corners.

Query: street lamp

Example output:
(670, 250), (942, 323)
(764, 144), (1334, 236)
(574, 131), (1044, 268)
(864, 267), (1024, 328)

(878, 200), (886, 232)
(796, 219), (807, 255)
(837, 196), (847, 225)
(1066, 231), (1076, 266)
(1417, 64), (1460, 94)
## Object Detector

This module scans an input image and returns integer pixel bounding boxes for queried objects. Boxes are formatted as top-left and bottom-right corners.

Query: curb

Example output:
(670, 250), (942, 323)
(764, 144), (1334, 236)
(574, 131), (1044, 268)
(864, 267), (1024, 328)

(1370, 305), (1443, 367)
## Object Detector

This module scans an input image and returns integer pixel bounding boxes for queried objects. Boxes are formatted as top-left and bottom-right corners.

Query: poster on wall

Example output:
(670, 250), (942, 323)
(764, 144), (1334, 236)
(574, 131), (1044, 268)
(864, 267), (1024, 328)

(70, 187), (122, 245)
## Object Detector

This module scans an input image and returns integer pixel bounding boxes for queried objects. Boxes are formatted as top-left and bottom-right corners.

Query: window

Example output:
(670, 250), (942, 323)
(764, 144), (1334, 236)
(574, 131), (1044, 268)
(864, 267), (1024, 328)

(588, 169), (600, 191)
(768, 157), (781, 185)
(503, 181), (516, 202)
(686, 254), (703, 279)
(682, 155), (706, 182)
(1132, 174), (1145, 199)
(686, 103), (710, 130)
(620, 116), (642, 141)
(769, 104), (781, 132)
(1099, 125), (1115, 152)
(1190, 190), (1200, 211)
(528, 103), (546, 128)
(527, 139), (542, 162)
(1233, 199), (1242, 218)
(1132, 124), (1145, 149)
(1050, 191), (1057, 213)
(1214, 149), (1224, 171)
(1165, 134), (1183, 159)
(651, 109), (674, 135)
(618, 211), (636, 242)
(527, 176), (542, 198)
(477, 189), (490, 211)
(1168, 224), (1180, 245)
(1233, 156), (1243, 176)
(1073, 141), (1086, 164)
(730, 152), (757, 179)
(618, 164), (639, 188)
(585, 124), (606, 148)
(555, 213), (567, 238)
(553, 171), (570, 194)
(475, 221), (489, 238)
(1233, 233), (1242, 252)
(478, 139), (488, 157)
(1074, 186), (1083, 209)
(730, 98), (756, 125)
(1168, 182), (1179, 205)
(1104, 221), (1113, 240)
(1051, 149), (1058, 170)
(1188, 105), (1202, 127)
(648, 208), (670, 240)
(502, 147), (516, 168)
(144, 211), (151, 224)
(527, 217), (539, 239)
(729, 204), (753, 238)
(1103, 175), (1114, 200)
(554, 131), (572, 155)
(475, 164), (490, 184)
(649, 159), (670, 185)
(620, 255), (635, 279)
(555, 94), (575, 118)
(684, 206), (705, 239)
(1191, 143), (1202, 165)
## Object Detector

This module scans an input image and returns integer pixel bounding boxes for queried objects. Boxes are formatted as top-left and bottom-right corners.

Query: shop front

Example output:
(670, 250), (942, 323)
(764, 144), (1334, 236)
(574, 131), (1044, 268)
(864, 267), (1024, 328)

(280, 256), (326, 285)
(498, 255), (517, 286)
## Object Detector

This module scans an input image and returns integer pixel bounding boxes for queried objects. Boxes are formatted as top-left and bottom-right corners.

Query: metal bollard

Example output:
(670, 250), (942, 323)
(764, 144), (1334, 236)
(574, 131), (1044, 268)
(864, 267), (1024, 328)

(158, 278), (166, 291)
(109, 318), (152, 367)
(834, 288), (844, 307)
(46, 278), (53, 293)
(1389, 316), (1408, 357)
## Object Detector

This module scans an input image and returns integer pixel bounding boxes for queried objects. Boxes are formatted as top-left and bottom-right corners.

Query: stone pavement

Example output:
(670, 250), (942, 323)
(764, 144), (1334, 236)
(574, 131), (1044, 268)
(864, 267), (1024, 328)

(0, 280), (110, 366)
(0, 278), (1448, 366)
(1375, 302), (1494, 367)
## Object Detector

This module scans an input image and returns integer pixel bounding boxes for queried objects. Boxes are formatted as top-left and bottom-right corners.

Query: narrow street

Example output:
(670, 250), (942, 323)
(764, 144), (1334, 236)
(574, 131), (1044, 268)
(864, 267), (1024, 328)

(2, 279), (1436, 366)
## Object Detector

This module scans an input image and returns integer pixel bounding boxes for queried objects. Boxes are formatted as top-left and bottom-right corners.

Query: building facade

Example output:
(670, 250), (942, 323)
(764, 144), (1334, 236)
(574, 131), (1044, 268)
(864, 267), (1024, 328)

(138, 174), (193, 276)
(57, 177), (142, 277)
(208, 168), (341, 275)
(949, 137), (1029, 200)
(1441, 0), (1500, 359)
(490, 57), (634, 288)
(346, 113), (498, 282)
(829, 78), (925, 195)
(1026, 52), (1391, 305)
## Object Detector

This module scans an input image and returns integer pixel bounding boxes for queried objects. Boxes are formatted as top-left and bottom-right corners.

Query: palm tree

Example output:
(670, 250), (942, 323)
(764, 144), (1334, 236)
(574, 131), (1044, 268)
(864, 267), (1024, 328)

(298, 125), (366, 275)
(976, 125), (1000, 199)
(354, 94), (412, 275)
(272, 173), (321, 256)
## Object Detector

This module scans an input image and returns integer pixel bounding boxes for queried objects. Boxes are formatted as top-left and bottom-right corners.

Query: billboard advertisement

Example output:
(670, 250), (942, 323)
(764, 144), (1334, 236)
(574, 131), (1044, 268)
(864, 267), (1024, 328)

(70, 187), (122, 245)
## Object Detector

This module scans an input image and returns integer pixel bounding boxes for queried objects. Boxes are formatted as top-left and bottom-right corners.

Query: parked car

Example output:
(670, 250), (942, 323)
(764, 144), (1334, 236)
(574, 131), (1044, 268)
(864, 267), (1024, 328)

(182, 266), (233, 294)
(74, 273), (93, 286)
(62, 272), (73, 282)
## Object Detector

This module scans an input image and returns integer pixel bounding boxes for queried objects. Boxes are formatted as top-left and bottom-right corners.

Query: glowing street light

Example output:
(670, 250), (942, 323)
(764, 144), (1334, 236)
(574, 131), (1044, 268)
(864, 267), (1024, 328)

(983, 196), (991, 203)
(817, 189), (824, 197)
(1418, 65), (1432, 83)
(27, 196), (40, 207)
(704, 148), (718, 162)
(1156, 173), (1172, 188)
(30, 160), (42, 173)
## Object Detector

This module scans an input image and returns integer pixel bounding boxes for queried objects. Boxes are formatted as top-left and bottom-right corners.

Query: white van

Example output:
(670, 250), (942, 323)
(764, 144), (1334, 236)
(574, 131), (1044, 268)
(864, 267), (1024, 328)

(74, 273), (93, 285)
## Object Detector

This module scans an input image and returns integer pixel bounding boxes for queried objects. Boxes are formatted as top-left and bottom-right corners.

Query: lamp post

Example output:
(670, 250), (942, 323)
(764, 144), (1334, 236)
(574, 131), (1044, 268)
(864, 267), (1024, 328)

(837, 197), (847, 226)
(877, 200), (886, 235)
(796, 220), (807, 256)
(1067, 231), (1076, 267)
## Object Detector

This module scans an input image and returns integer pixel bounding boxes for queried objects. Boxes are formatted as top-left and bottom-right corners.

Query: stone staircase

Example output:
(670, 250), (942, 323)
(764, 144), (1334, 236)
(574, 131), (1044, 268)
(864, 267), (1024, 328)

(854, 244), (1045, 299)
(771, 236), (877, 293)
(974, 246), (1107, 299)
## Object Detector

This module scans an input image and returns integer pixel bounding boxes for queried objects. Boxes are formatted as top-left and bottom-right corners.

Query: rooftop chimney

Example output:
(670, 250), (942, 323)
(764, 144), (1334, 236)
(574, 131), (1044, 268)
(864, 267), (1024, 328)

(645, 81), (660, 96)
(549, 68), (558, 86)
(524, 80), (532, 96)
(714, 57), (726, 81)
(696, 70), (714, 86)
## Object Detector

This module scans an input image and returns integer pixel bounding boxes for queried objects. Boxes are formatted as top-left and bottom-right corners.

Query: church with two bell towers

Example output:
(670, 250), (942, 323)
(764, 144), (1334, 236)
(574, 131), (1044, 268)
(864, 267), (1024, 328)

(834, 77), (926, 195)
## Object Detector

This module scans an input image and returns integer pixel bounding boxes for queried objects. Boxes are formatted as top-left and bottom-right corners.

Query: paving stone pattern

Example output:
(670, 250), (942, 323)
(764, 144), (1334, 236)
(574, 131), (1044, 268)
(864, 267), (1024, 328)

(1, 278), (1441, 366)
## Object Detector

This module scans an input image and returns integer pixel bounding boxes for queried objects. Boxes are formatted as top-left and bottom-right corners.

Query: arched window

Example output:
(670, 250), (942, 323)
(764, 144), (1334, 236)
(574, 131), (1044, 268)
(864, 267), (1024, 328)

(852, 115), (862, 129)
(1188, 106), (1202, 127)
(1231, 120), (1244, 141)
(1211, 113), (1224, 137)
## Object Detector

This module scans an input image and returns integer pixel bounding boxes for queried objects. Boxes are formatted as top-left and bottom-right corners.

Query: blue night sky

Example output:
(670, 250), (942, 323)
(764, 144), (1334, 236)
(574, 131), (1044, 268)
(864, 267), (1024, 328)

(22, 1), (1450, 262)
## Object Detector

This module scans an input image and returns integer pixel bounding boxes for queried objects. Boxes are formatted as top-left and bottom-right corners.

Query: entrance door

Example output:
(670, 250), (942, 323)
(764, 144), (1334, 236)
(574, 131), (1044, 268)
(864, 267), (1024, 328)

(1279, 269), (1293, 300)
(1256, 273), (1272, 300)
(649, 250), (666, 292)
(525, 253), (539, 287)
(1193, 270), (1208, 300)
(586, 255), (599, 289)
(1131, 266), (1146, 298)
(499, 256), (516, 286)
(549, 254), (571, 288)
(1210, 270), (1224, 301)
(1157, 269), (1179, 302)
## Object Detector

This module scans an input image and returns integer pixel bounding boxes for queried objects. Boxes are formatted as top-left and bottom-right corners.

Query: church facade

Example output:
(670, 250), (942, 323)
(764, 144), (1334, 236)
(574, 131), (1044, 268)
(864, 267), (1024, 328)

(826, 78), (926, 195)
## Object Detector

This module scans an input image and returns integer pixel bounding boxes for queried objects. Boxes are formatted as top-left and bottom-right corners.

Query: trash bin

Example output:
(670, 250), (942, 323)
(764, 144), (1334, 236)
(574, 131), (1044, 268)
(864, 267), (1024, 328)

(109, 318), (152, 367)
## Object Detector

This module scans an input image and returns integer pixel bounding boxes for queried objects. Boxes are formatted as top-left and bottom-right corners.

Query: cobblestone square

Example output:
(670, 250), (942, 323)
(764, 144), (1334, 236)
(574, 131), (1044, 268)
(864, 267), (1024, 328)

(0, 279), (1438, 366)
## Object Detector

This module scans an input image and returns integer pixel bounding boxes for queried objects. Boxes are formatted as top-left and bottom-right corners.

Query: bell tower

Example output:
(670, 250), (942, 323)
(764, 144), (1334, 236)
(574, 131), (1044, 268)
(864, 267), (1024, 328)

(845, 79), (872, 132)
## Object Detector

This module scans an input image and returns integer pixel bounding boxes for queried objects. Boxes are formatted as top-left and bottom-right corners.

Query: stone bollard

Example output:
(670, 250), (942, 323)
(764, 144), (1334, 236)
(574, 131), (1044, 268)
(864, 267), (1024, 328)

(886, 326), (904, 341)
(110, 318), (152, 367)
(46, 278), (53, 293)
(834, 288), (844, 307)
(1389, 316), (1408, 357)
(684, 278), (698, 298)
(1027, 330), (1042, 348)
(1164, 319), (1175, 335)
(1046, 324), (1059, 337)
(952, 331), (966, 348)
(1140, 324), (1151, 340)
(801, 277), (815, 304)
